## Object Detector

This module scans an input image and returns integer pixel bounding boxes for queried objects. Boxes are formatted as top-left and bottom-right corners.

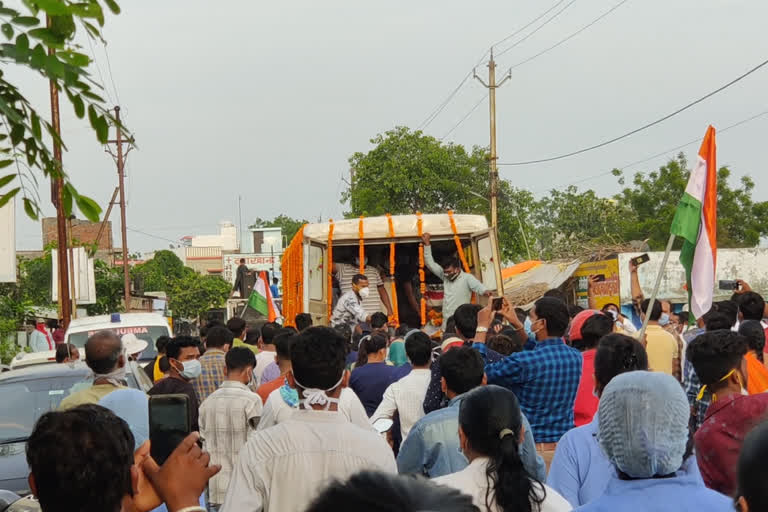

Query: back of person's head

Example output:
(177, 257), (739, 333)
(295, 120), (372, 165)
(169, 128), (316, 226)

(687, 330), (748, 389)
(225, 346), (256, 372)
(165, 336), (199, 361)
(260, 322), (280, 344)
(27, 404), (134, 512)
(459, 385), (545, 512)
(739, 320), (766, 361)
(355, 333), (388, 368)
(226, 317), (247, 338)
(453, 304), (482, 339)
(370, 312), (388, 330)
(737, 421), (768, 512)
(274, 331), (296, 361)
(155, 335), (171, 355)
(244, 327), (261, 346)
(306, 471), (479, 512)
(532, 297), (569, 337)
(444, 315), (456, 336)
(598, 371), (689, 478)
(84, 330), (123, 374)
(440, 346), (484, 395)
(55, 344), (77, 363)
(295, 313), (313, 332)
(578, 313), (615, 351)
(487, 334), (518, 356)
(704, 311), (732, 331)
(46, 318), (58, 330)
(273, 277), (278, 284)
(715, 300), (739, 327)
(677, 310), (690, 326)
(291, 327), (347, 389)
(568, 310), (600, 347)
(639, 299), (662, 321)
(405, 331), (432, 366)
(543, 288), (567, 303)
(205, 326), (234, 349)
(594, 334), (649, 394)
(739, 292), (766, 321)
(239, 258), (245, 264)
(199, 320), (223, 340)
(567, 304), (584, 319)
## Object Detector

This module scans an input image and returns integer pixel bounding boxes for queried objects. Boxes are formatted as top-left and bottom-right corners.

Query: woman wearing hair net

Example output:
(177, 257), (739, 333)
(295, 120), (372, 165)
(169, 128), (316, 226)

(574, 371), (731, 511)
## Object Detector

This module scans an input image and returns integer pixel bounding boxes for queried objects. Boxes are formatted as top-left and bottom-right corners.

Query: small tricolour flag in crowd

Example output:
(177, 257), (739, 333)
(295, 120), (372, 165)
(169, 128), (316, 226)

(670, 125), (717, 319)
(248, 271), (280, 321)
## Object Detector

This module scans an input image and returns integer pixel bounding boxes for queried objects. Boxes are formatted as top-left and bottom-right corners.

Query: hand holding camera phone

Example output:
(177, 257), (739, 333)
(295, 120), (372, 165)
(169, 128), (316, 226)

(149, 394), (192, 466)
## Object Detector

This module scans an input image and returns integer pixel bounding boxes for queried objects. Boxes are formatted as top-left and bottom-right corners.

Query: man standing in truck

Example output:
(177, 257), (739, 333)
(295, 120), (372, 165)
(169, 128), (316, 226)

(422, 233), (491, 322)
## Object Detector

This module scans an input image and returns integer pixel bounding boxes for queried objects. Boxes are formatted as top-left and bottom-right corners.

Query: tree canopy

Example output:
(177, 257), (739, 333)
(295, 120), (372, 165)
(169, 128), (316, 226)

(250, 214), (308, 245)
(344, 129), (768, 262)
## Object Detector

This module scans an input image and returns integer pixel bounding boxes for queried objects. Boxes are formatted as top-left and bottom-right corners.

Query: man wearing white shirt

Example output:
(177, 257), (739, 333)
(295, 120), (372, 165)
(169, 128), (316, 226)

(371, 331), (433, 439)
(221, 326), (396, 512)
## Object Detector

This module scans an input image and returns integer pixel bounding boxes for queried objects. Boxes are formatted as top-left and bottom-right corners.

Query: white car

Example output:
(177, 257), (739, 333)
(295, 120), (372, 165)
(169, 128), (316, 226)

(11, 312), (172, 370)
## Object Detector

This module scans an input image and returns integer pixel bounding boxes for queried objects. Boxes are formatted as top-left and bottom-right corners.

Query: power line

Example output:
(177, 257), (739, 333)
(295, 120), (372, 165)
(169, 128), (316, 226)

(101, 40), (121, 106)
(495, 0), (579, 58)
(441, 93), (487, 140)
(417, 0), (579, 132)
(505, 0), (633, 71)
(530, 109), (768, 192)
(492, 0), (571, 48)
(126, 227), (180, 245)
(498, 56), (768, 166)
(85, 34), (114, 105)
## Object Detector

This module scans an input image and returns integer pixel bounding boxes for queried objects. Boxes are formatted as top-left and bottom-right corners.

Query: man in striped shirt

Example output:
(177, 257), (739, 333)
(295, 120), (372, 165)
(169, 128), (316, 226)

(200, 347), (263, 512)
(334, 259), (394, 318)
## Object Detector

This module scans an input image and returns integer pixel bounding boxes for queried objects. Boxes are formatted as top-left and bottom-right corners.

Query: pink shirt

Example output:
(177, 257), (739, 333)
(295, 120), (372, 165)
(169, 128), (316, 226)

(573, 349), (598, 427)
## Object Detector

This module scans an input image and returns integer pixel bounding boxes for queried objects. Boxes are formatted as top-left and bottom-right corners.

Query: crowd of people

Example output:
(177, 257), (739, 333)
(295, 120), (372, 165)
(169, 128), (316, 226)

(23, 252), (768, 512)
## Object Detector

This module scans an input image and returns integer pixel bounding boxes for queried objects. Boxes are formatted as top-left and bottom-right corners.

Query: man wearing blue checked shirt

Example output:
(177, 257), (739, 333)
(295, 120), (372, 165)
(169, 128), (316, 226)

(474, 296), (582, 469)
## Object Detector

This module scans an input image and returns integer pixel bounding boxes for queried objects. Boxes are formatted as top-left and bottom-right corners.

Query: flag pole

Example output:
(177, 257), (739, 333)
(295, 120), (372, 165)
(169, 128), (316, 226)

(638, 234), (676, 342)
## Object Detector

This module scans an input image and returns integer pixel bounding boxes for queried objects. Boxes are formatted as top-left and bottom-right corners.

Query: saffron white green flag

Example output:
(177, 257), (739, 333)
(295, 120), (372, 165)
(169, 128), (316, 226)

(670, 126), (717, 319)
(248, 271), (280, 321)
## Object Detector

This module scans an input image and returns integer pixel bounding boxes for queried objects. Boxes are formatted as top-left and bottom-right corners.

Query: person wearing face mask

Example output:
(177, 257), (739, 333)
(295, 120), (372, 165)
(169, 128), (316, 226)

(221, 327), (396, 512)
(600, 303), (637, 334)
(333, 257), (394, 319)
(200, 347), (263, 512)
(687, 330), (768, 496)
(149, 336), (202, 431)
(639, 298), (680, 379)
(422, 233), (492, 326)
(59, 330), (128, 410)
(331, 273), (372, 329)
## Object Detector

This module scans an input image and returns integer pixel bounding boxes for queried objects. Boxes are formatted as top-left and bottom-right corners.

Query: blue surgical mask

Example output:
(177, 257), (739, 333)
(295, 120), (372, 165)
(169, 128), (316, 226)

(659, 313), (670, 326)
(524, 317), (536, 342)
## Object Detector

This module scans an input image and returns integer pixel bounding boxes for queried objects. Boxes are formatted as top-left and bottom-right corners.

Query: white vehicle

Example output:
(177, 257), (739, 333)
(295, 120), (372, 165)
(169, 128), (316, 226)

(10, 312), (171, 370)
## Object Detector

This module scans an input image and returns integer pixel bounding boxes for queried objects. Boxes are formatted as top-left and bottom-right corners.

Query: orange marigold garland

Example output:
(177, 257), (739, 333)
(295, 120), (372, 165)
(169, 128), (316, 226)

(386, 214), (399, 326)
(327, 219), (335, 323)
(417, 212), (426, 327)
(358, 216), (365, 273)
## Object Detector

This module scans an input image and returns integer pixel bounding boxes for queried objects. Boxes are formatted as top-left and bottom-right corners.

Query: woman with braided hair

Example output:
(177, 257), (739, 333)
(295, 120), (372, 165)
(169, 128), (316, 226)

(547, 333), (650, 507)
(433, 385), (570, 512)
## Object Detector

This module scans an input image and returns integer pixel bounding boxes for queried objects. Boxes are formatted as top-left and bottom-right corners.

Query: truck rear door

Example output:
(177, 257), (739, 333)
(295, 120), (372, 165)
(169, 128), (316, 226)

(471, 228), (503, 297)
(305, 238), (329, 326)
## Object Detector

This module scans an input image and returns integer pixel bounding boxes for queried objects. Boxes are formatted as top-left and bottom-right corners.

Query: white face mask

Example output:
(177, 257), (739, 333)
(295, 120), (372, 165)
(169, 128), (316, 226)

(293, 372), (345, 411)
(179, 359), (202, 380)
(358, 286), (370, 299)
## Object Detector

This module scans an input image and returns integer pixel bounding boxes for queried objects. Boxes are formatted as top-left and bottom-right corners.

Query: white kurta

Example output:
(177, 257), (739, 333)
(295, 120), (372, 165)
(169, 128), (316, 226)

(433, 457), (571, 512)
(256, 386), (373, 431)
(370, 368), (431, 439)
(220, 409), (397, 512)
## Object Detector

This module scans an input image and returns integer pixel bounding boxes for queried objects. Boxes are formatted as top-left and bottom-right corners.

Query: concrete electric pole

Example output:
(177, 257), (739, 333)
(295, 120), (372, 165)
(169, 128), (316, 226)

(473, 48), (511, 231)
(106, 106), (134, 312)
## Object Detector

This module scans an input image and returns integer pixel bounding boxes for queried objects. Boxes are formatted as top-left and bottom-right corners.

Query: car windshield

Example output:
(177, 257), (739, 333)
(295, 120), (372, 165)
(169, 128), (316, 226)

(0, 374), (86, 443)
(0, 369), (144, 444)
(66, 325), (170, 360)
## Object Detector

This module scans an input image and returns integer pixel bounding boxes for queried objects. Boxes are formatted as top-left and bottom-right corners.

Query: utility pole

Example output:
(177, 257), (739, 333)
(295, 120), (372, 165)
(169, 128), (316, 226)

(47, 15), (71, 328)
(473, 48), (511, 231)
(106, 106), (133, 312)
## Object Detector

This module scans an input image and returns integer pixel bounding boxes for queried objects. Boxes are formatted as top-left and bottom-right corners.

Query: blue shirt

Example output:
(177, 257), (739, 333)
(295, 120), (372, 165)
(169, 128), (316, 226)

(349, 362), (400, 416)
(396, 394), (546, 481)
(270, 284), (280, 298)
(683, 328), (709, 431)
(485, 338), (582, 442)
(574, 469), (731, 512)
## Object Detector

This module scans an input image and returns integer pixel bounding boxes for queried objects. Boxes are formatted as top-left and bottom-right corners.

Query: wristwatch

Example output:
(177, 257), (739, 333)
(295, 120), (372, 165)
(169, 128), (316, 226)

(476, 326), (489, 333)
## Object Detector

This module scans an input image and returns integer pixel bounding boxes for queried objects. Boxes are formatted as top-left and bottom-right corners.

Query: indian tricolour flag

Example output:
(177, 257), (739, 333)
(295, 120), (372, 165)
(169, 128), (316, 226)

(670, 126), (717, 319)
(248, 271), (280, 321)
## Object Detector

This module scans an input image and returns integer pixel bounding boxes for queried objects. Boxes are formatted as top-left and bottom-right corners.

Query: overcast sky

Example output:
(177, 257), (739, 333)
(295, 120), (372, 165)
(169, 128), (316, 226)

(10, 0), (768, 252)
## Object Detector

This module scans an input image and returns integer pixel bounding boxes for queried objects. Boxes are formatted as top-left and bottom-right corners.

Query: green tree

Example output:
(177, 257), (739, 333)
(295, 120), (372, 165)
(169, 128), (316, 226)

(86, 259), (123, 315)
(614, 154), (768, 250)
(131, 250), (186, 292)
(250, 214), (308, 246)
(0, 0), (124, 221)
(168, 272), (231, 320)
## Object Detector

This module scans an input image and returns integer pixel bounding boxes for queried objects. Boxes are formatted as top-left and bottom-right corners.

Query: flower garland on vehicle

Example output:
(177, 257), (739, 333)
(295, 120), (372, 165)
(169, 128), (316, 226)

(387, 214), (400, 327)
(281, 225), (305, 327)
(358, 217), (365, 274)
(417, 212), (426, 327)
(327, 219), (335, 322)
